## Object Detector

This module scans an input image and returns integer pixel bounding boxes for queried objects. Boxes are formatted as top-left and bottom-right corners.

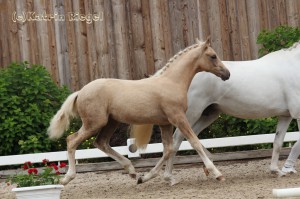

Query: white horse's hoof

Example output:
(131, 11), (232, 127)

(281, 166), (297, 175)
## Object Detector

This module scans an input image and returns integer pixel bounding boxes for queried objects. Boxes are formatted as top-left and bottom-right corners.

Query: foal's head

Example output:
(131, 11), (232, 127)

(194, 37), (230, 81)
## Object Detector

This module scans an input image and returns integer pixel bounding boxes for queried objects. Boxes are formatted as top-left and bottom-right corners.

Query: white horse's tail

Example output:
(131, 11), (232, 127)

(47, 92), (79, 140)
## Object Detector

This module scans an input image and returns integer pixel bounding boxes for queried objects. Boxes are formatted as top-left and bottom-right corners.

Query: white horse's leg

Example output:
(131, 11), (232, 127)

(138, 125), (173, 184)
(281, 119), (300, 174)
(163, 128), (185, 185)
(164, 110), (220, 185)
(270, 116), (292, 174)
(94, 119), (136, 178)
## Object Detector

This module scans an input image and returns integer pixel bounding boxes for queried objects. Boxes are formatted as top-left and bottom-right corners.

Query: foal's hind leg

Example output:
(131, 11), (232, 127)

(138, 125), (173, 184)
(94, 119), (137, 179)
(61, 126), (100, 185)
(270, 116), (292, 175)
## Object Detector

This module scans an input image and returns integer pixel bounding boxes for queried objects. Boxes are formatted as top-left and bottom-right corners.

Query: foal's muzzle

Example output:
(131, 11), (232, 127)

(221, 70), (230, 81)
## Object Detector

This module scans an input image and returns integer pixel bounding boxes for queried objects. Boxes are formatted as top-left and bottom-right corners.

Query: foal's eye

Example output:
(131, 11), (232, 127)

(211, 55), (217, 59)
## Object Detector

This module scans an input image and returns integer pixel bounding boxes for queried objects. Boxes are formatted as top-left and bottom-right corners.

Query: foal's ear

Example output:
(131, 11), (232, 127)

(204, 36), (211, 47)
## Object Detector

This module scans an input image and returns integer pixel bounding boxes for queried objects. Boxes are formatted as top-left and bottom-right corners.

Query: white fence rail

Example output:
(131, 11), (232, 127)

(0, 132), (299, 166)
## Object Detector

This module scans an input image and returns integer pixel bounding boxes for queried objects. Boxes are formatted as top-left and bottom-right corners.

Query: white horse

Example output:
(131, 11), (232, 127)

(157, 41), (300, 185)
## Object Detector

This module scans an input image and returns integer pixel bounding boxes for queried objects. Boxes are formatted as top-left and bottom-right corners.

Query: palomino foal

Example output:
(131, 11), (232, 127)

(47, 38), (230, 185)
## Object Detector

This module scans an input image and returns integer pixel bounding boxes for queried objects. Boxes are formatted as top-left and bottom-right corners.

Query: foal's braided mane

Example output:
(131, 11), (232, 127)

(154, 42), (202, 76)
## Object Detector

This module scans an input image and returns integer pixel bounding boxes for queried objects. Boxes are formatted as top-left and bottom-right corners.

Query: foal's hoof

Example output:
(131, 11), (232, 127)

(203, 166), (209, 176)
(170, 178), (180, 186)
(129, 173), (137, 179)
(137, 177), (143, 184)
(60, 178), (70, 185)
(277, 170), (286, 177)
(60, 175), (75, 185)
(270, 170), (279, 175)
(164, 176), (180, 186)
(270, 169), (285, 177)
(216, 175), (225, 182)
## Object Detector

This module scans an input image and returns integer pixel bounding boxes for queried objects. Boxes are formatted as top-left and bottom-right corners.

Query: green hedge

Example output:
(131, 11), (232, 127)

(0, 62), (70, 155)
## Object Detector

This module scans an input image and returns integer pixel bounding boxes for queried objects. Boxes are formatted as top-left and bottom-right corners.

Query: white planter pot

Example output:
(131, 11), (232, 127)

(12, 185), (64, 199)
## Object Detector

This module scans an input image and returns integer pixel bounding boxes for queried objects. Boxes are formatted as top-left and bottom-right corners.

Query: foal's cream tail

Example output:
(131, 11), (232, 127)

(130, 124), (153, 149)
(47, 92), (79, 140)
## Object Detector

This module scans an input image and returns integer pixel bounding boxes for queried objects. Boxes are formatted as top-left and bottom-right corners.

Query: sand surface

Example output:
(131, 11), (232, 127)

(1, 158), (300, 199)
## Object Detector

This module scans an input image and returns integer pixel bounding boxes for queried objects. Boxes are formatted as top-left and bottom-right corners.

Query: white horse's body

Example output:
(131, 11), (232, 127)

(164, 42), (300, 184)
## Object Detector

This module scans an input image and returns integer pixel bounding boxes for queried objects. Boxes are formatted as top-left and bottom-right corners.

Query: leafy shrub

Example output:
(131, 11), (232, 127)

(0, 62), (70, 155)
(257, 25), (300, 57)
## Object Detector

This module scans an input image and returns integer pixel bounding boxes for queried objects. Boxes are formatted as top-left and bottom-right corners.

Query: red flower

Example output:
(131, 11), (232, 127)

(50, 163), (59, 171)
(28, 168), (38, 175)
(55, 171), (61, 175)
(59, 162), (67, 168)
(24, 161), (32, 166)
(23, 161), (33, 170)
(42, 159), (49, 165)
(50, 163), (56, 167)
(23, 164), (28, 170)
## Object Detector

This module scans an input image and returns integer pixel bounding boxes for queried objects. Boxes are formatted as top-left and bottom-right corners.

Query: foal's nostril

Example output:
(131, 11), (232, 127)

(222, 71), (230, 81)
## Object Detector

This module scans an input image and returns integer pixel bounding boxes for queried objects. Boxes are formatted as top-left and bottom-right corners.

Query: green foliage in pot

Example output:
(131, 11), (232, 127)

(6, 159), (67, 187)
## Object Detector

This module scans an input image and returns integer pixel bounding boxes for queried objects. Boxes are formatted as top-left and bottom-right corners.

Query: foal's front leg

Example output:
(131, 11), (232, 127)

(164, 111), (220, 185)
(137, 125), (173, 184)
(169, 112), (224, 181)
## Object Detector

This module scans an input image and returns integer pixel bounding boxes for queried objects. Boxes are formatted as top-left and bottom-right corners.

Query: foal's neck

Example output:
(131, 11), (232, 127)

(161, 54), (199, 92)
